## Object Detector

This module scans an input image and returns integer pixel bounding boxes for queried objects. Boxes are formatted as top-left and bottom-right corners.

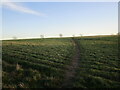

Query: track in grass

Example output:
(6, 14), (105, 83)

(62, 38), (80, 87)
(2, 35), (120, 88)
(2, 38), (75, 88)
(73, 35), (120, 88)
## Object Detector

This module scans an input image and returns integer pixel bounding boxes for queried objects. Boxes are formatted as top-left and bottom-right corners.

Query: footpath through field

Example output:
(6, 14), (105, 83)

(62, 38), (80, 88)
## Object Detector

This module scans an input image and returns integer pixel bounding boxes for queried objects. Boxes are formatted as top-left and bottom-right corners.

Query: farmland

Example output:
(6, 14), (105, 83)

(2, 38), (75, 88)
(2, 35), (120, 88)
(73, 35), (120, 88)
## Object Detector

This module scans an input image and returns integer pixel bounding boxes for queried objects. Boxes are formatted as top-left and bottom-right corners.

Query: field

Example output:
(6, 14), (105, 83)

(73, 35), (120, 88)
(2, 38), (75, 88)
(2, 35), (120, 88)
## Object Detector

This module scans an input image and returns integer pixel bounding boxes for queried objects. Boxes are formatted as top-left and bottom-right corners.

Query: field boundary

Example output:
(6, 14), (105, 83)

(61, 38), (80, 88)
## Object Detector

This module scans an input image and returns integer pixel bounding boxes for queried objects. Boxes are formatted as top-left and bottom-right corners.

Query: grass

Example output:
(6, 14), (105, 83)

(2, 38), (75, 88)
(2, 35), (120, 88)
(73, 35), (120, 88)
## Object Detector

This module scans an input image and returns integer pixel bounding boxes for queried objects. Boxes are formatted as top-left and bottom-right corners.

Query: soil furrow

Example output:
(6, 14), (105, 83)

(62, 38), (80, 88)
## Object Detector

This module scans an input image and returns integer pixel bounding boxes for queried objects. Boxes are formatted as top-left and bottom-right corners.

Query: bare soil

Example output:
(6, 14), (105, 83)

(61, 38), (80, 88)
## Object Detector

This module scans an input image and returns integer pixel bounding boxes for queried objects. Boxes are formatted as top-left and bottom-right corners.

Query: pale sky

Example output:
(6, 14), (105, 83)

(1, 1), (118, 39)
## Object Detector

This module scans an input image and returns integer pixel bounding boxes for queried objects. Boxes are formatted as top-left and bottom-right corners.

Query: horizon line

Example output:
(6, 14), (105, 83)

(1, 34), (118, 40)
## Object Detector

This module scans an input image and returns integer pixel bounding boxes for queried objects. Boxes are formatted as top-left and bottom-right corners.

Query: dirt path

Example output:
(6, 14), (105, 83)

(61, 38), (80, 88)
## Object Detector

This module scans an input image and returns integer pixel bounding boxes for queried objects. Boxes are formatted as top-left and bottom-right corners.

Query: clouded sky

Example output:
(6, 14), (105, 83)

(2, 1), (118, 39)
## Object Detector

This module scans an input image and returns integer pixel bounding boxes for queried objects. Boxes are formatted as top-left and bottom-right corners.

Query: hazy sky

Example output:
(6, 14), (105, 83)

(2, 2), (118, 39)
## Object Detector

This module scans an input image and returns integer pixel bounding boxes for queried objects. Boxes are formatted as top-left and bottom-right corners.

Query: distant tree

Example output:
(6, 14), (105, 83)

(72, 35), (75, 37)
(59, 34), (63, 38)
(80, 34), (83, 37)
(118, 32), (120, 35)
(40, 35), (44, 39)
(13, 36), (17, 40)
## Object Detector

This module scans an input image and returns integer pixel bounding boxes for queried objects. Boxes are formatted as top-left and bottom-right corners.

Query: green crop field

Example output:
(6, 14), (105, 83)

(2, 35), (120, 88)
(2, 38), (75, 88)
(73, 35), (120, 88)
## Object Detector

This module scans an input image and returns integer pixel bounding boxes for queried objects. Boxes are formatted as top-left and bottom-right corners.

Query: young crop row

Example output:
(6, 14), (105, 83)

(2, 38), (75, 88)
(73, 35), (120, 88)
